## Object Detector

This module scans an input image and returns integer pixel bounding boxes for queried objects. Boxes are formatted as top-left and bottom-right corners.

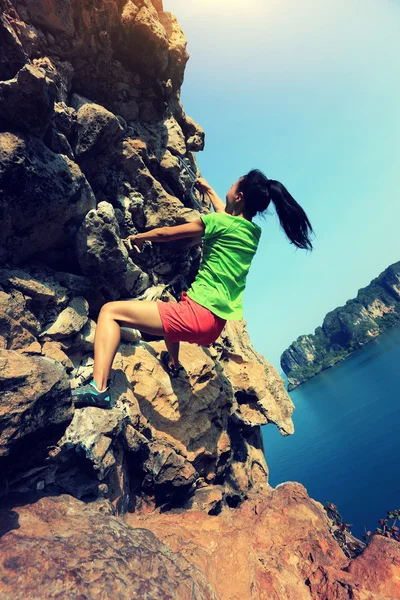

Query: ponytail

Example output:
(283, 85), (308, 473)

(238, 169), (314, 251)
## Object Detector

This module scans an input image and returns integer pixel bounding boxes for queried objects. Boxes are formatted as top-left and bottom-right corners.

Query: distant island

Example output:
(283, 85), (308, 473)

(280, 261), (400, 390)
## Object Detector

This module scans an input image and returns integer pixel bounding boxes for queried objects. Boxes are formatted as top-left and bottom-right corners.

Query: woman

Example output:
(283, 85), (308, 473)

(72, 169), (313, 408)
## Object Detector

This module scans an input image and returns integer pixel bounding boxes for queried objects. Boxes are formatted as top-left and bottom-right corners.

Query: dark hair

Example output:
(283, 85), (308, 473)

(238, 169), (314, 251)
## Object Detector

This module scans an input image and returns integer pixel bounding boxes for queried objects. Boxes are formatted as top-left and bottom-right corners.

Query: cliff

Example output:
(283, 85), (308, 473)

(281, 261), (400, 389)
(1, 1), (399, 598)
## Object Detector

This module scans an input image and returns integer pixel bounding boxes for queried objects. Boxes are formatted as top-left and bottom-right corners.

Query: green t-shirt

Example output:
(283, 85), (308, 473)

(186, 212), (261, 320)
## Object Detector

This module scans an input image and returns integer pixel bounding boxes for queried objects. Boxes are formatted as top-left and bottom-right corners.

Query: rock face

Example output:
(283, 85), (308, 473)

(0, 1), (398, 598)
(1, 486), (398, 600)
(0, 494), (218, 600)
(281, 261), (400, 389)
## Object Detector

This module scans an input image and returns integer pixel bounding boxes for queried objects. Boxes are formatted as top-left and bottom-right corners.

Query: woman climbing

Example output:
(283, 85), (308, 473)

(72, 169), (314, 408)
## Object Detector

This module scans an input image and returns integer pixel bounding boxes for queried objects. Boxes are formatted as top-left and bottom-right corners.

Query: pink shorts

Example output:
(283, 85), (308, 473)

(157, 291), (226, 346)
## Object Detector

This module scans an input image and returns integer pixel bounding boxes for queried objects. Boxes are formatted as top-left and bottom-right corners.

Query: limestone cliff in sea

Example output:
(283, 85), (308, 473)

(281, 261), (400, 390)
(1, 2), (399, 598)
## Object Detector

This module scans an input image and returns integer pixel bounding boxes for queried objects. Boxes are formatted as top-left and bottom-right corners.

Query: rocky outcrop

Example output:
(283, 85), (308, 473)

(1, 485), (398, 600)
(0, 494), (218, 600)
(0, 0), (286, 511)
(1, 1), (398, 598)
(281, 261), (400, 389)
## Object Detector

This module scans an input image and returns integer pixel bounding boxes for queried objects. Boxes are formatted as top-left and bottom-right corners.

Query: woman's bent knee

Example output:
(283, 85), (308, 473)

(99, 302), (118, 317)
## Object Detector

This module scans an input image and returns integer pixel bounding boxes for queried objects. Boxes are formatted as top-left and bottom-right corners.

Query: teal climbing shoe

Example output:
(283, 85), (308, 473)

(161, 351), (184, 379)
(71, 379), (113, 409)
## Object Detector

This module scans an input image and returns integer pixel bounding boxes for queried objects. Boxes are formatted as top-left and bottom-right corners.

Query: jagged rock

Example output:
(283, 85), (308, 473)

(75, 200), (150, 298)
(0, 12), (29, 80)
(120, 326), (142, 342)
(76, 318), (97, 350)
(127, 482), (400, 600)
(73, 101), (125, 160)
(0, 349), (73, 465)
(39, 296), (89, 340)
(117, 1), (169, 77)
(23, 0), (75, 36)
(41, 341), (74, 371)
(33, 58), (74, 104)
(214, 320), (295, 435)
(0, 268), (57, 305)
(44, 126), (74, 158)
(142, 440), (198, 498)
(0, 289), (41, 351)
(0, 132), (96, 266)
(53, 101), (76, 136)
(117, 339), (271, 498)
(189, 484), (225, 515)
(0, 64), (56, 137)
(159, 10), (189, 90)
(52, 270), (106, 314)
(57, 407), (127, 480)
(0, 494), (218, 600)
(164, 115), (186, 156)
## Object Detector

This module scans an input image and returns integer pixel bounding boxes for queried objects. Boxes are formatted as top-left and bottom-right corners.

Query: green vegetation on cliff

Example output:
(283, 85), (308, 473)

(280, 261), (400, 389)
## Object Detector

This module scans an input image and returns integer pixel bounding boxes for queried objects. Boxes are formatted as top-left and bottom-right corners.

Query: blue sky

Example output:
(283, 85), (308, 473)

(164, 0), (400, 371)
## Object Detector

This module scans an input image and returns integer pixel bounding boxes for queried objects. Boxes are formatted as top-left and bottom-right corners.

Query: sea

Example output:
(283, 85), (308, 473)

(262, 323), (400, 541)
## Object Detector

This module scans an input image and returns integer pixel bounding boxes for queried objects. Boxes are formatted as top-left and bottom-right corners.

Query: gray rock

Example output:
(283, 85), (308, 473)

(0, 13), (29, 80)
(0, 348), (73, 461)
(0, 289), (41, 351)
(0, 64), (56, 137)
(0, 495), (218, 600)
(40, 296), (89, 340)
(75, 200), (149, 298)
(0, 268), (56, 304)
(73, 102), (125, 160)
(0, 132), (96, 266)
(23, 0), (75, 36)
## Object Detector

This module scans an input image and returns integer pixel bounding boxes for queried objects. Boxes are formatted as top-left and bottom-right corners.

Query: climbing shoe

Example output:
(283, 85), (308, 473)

(71, 378), (113, 409)
(161, 351), (184, 379)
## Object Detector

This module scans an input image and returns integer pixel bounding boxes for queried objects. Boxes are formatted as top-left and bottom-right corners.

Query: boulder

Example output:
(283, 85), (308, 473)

(23, 0), (75, 36)
(0, 12), (28, 80)
(0, 132), (96, 266)
(0, 349), (73, 466)
(0, 64), (56, 137)
(75, 200), (150, 298)
(39, 296), (89, 340)
(0, 494), (218, 600)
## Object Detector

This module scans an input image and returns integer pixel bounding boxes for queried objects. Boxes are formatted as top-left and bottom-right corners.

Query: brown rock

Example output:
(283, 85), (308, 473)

(0, 348), (73, 465)
(0, 494), (218, 600)
(39, 296), (89, 340)
(0, 12), (28, 80)
(0, 132), (96, 267)
(214, 319), (295, 435)
(41, 341), (74, 371)
(0, 290), (41, 351)
(75, 200), (150, 298)
(72, 100), (125, 160)
(23, 0), (75, 36)
(159, 10), (189, 90)
(127, 482), (400, 600)
(0, 268), (57, 305)
(0, 64), (56, 137)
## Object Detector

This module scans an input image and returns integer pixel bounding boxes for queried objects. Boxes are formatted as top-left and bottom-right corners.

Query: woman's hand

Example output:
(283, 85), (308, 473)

(195, 177), (212, 192)
(122, 235), (145, 252)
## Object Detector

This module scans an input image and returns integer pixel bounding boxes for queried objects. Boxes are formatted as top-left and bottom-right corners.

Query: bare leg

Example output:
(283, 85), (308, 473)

(92, 300), (166, 391)
(164, 337), (180, 368)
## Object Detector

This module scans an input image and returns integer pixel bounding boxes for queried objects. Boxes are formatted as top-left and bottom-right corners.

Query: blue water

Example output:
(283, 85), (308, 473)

(262, 323), (400, 541)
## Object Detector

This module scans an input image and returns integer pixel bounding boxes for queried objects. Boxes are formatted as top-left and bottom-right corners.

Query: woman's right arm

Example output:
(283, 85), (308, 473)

(195, 178), (226, 213)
